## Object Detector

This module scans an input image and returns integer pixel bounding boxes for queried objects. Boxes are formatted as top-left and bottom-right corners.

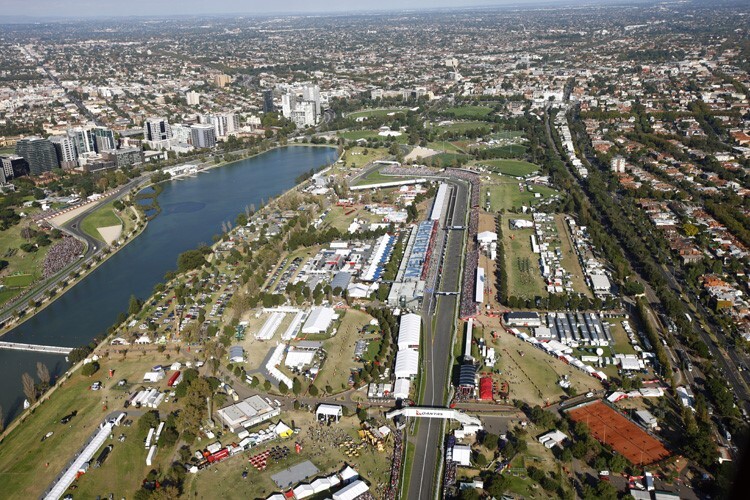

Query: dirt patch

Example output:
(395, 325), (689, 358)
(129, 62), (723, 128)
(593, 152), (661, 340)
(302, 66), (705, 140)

(404, 146), (439, 162)
(97, 225), (122, 245)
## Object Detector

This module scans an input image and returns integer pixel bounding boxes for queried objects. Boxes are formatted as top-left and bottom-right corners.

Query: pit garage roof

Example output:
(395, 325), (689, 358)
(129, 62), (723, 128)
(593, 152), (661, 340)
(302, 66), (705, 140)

(394, 349), (420, 379)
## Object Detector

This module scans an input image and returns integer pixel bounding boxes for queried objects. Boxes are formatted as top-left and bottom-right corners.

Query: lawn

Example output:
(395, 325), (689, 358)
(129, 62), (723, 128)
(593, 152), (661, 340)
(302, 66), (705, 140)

(432, 120), (491, 133)
(348, 108), (408, 119)
(483, 144), (528, 158)
(183, 410), (391, 499)
(426, 141), (464, 153)
(341, 146), (388, 169)
(316, 309), (374, 393)
(80, 201), (122, 242)
(478, 159), (539, 177)
(485, 175), (558, 212)
(555, 214), (592, 297)
(429, 152), (471, 168)
(2, 273), (34, 288)
(338, 130), (408, 144)
(440, 106), (494, 119)
(0, 356), (180, 499)
(500, 215), (547, 299)
(481, 319), (603, 405)
(352, 168), (408, 186)
(606, 317), (638, 356)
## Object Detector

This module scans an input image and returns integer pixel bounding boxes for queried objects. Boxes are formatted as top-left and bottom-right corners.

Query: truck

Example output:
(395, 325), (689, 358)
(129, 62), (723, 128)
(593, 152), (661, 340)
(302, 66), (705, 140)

(94, 445), (113, 468)
(207, 448), (229, 464)
(167, 371), (182, 387)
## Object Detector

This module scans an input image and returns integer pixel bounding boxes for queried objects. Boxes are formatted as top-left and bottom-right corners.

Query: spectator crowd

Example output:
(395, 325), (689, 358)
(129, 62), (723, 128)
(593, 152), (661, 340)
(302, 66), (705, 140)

(43, 237), (84, 279)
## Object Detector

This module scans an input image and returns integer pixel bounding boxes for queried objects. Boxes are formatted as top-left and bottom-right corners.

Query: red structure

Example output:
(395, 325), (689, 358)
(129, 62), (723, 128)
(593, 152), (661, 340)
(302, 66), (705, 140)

(479, 377), (494, 401)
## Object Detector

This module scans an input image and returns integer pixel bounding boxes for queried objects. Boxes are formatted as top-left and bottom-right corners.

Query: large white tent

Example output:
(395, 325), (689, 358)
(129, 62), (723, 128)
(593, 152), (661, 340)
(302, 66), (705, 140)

(397, 313), (421, 350)
(394, 349), (419, 379)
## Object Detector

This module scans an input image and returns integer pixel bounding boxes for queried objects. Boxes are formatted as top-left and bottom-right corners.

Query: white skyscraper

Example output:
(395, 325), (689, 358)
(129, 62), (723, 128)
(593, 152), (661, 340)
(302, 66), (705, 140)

(281, 85), (321, 128)
(186, 91), (201, 106)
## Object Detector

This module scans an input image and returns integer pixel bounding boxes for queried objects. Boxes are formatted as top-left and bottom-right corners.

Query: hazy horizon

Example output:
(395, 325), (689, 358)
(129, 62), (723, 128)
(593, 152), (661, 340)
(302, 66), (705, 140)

(0, 0), (651, 20)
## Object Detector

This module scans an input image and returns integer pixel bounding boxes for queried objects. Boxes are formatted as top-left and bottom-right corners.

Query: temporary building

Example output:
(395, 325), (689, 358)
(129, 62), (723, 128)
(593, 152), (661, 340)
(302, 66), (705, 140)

(393, 378), (411, 400)
(452, 445), (472, 466)
(397, 313), (421, 350)
(394, 349), (419, 379)
(293, 484), (315, 499)
(274, 421), (294, 438)
(229, 345), (245, 363)
(478, 377), (493, 401)
(302, 307), (336, 334)
(316, 404), (343, 422)
(332, 480), (369, 500)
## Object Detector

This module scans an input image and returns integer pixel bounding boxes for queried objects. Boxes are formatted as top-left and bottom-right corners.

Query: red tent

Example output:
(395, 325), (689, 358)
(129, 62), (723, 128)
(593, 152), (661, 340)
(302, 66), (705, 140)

(479, 377), (493, 401)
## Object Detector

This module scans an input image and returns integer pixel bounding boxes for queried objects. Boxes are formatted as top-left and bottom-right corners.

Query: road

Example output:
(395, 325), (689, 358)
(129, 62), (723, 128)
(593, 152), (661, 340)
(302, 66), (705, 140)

(555, 105), (750, 415)
(407, 178), (468, 500)
(0, 175), (149, 329)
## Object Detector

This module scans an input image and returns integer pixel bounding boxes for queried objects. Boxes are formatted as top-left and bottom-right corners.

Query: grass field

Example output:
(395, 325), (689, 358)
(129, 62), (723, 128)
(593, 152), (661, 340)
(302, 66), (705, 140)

(500, 215), (547, 299)
(183, 409), (391, 499)
(316, 309), (374, 393)
(2, 273), (34, 288)
(485, 176), (558, 212)
(429, 152), (471, 168)
(352, 168), (407, 186)
(338, 130), (408, 144)
(80, 202), (122, 242)
(432, 120), (491, 133)
(555, 215), (592, 297)
(440, 106), (494, 119)
(0, 356), (182, 499)
(606, 317), (638, 356)
(478, 159), (539, 177)
(491, 130), (524, 140)
(0, 217), (48, 303)
(341, 146), (388, 169)
(483, 144), (528, 158)
(481, 319), (603, 405)
(426, 141), (464, 153)
(348, 108), (408, 119)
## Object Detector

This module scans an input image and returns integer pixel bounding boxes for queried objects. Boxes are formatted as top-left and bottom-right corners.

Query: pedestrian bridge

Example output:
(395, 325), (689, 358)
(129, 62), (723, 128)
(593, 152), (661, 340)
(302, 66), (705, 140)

(0, 341), (73, 355)
(385, 406), (482, 426)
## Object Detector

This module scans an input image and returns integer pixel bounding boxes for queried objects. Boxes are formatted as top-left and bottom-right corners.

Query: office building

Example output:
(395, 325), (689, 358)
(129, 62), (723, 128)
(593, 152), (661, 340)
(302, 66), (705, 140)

(92, 126), (116, 152)
(281, 84), (321, 128)
(49, 135), (78, 169)
(0, 155), (30, 183)
(203, 113), (240, 138)
(263, 89), (274, 113)
(190, 124), (216, 149)
(15, 137), (58, 175)
(186, 90), (201, 106)
(67, 126), (95, 157)
(143, 117), (172, 149)
(213, 74), (231, 87)
(102, 147), (145, 169)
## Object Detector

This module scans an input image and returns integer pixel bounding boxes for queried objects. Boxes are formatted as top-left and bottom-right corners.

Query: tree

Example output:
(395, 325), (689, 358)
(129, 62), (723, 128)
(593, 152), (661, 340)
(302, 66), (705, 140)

(177, 377), (212, 435)
(292, 377), (302, 396)
(81, 361), (100, 376)
(308, 384), (319, 396)
(36, 362), (50, 388)
(128, 295), (142, 316)
(22, 372), (37, 404)
(279, 381), (289, 395)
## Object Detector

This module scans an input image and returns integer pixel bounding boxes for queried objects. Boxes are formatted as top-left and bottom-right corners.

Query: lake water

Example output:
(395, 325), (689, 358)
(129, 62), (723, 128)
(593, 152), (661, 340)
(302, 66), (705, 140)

(0, 146), (337, 424)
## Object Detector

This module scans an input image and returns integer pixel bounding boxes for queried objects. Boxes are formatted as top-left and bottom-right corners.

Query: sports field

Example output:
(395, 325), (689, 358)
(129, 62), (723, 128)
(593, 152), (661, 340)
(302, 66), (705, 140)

(567, 400), (670, 465)
(479, 159), (539, 177)
(440, 106), (494, 119)
(348, 108), (407, 119)
(80, 202), (122, 242)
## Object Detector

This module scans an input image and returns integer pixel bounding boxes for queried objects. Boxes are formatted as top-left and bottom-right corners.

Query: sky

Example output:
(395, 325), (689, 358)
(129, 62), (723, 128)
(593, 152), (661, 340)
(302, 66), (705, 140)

(1, 0), (581, 18)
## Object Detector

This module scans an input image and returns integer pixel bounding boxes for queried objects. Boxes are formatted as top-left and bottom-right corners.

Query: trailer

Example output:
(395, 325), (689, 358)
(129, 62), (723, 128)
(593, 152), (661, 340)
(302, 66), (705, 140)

(167, 371), (183, 387)
(145, 428), (155, 449)
(207, 448), (230, 464)
(155, 422), (165, 442)
(94, 445), (113, 468)
(146, 445), (158, 466)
